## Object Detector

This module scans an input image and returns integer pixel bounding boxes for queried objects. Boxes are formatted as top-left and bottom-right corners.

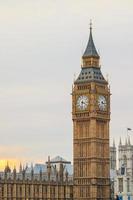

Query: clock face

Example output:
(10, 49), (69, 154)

(98, 95), (107, 111)
(77, 95), (89, 110)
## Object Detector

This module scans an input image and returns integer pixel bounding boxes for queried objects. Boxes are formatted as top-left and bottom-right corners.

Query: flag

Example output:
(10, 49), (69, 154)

(127, 128), (132, 131)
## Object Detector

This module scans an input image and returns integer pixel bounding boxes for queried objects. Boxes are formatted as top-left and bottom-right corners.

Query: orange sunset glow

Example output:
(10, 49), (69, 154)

(0, 159), (21, 171)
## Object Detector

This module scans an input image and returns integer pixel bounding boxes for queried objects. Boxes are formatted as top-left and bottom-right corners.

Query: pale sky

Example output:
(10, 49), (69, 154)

(0, 0), (133, 168)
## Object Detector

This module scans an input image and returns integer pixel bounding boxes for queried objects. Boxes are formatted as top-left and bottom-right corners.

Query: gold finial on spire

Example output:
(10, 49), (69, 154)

(90, 19), (92, 31)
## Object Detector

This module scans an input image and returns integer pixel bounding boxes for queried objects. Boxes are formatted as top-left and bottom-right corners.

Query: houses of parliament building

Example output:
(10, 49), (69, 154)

(0, 25), (111, 200)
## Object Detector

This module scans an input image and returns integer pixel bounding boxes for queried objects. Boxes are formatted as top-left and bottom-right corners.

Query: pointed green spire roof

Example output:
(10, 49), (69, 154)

(83, 22), (99, 58)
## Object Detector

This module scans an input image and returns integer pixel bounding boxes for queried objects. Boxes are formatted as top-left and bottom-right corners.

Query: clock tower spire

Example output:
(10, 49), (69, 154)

(82, 22), (100, 68)
(72, 25), (110, 200)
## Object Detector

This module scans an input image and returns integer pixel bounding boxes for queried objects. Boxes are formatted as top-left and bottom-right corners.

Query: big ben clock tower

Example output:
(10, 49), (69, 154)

(72, 24), (110, 200)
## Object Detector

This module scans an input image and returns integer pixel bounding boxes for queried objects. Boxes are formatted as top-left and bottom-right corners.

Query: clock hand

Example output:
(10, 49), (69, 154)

(81, 101), (86, 109)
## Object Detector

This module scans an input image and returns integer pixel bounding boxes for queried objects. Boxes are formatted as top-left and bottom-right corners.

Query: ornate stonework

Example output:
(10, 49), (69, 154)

(72, 26), (111, 199)
(0, 156), (73, 199)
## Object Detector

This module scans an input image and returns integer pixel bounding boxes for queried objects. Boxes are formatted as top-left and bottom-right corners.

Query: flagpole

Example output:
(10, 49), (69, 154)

(127, 128), (129, 138)
(127, 128), (129, 144)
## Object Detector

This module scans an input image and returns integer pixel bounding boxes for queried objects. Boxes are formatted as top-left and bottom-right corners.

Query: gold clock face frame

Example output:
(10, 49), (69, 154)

(76, 95), (89, 111)
(98, 95), (107, 111)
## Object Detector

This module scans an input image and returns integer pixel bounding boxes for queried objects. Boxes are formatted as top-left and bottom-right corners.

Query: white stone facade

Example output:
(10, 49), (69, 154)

(110, 138), (133, 200)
